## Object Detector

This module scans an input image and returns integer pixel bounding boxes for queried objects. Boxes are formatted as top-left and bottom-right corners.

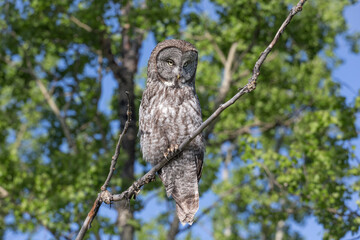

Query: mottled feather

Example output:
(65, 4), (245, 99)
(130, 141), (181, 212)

(139, 39), (205, 225)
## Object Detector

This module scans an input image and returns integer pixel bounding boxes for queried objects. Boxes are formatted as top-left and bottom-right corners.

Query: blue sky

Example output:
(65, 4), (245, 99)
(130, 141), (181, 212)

(4, 1), (360, 240)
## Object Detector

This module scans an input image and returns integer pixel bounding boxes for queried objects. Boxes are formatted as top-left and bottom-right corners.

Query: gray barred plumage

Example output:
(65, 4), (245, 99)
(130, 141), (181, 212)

(139, 39), (205, 225)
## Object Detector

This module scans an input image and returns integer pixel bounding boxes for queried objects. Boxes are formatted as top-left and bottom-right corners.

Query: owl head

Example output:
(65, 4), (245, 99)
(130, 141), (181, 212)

(147, 39), (198, 88)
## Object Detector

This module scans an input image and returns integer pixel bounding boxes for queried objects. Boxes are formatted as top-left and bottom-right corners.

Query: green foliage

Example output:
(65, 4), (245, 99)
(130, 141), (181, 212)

(0, 0), (359, 239)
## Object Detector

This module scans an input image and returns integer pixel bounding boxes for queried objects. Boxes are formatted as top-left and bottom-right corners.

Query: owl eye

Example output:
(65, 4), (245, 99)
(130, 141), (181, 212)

(183, 61), (189, 67)
(167, 59), (174, 66)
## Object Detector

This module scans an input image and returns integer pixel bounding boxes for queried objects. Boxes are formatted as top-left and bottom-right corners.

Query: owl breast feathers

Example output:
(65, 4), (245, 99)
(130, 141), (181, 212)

(139, 39), (205, 225)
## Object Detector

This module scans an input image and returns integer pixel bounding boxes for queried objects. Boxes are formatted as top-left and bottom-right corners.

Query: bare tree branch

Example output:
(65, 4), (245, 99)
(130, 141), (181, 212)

(205, 26), (259, 139)
(75, 1), (307, 239)
(204, 42), (238, 140)
(13, 123), (27, 150)
(249, 1), (306, 86)
(6, 43), (77, 153)
(114, 4), (144, 240)
(75, 92), (132, 240)
(102, 92), (132, 191)
(0, 186), (9, 198)
(214, 42), (239, 107)
(70, 16), (93, 32)
(261, 162), (285, 192)
(167, 217), (180, 240)
(94, 50), (108, 150)
(220, 115), (298, 139)
(36, 78), (77, 153)
(22, 47), (77, 153)
(205, 31), (227, 65)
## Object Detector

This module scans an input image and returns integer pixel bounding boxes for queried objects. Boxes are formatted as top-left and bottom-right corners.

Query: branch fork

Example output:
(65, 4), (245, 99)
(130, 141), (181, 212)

(100, 190), (112, 204)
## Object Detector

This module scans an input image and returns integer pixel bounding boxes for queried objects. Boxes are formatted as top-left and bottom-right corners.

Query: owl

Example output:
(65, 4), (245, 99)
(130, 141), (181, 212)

(139, 39), (205, 225)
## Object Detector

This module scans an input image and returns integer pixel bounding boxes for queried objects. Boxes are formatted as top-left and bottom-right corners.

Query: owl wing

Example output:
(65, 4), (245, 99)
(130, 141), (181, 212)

(195, 151), (204, 182)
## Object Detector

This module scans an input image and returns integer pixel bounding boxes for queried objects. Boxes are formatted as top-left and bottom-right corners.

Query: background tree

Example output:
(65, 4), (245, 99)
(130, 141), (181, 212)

(0, 0), (359, 240)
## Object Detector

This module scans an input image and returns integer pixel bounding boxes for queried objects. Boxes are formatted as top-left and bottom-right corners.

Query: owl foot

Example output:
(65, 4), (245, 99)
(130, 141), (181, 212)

(163, 144), (179, 160)
(130, 182), (141, 200)
(147, 174), (156, 183)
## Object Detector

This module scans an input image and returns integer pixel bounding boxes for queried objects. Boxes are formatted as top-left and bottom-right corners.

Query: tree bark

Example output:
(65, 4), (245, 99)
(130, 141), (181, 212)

(167, 216), (180, 240)
(275, 220), (285, 240)
(101, 3), (143, 239)
(115, 4), (143, 240)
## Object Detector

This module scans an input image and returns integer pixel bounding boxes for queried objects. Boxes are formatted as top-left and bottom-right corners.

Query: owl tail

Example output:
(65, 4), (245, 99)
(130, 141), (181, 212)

(172, 183), (199, 225)
(158, 158), (200, 225)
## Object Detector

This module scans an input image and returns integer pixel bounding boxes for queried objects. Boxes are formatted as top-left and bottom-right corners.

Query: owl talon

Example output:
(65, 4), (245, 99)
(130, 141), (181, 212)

(130, 183), (142, 199)
(171, 144), (179, 152)
(163, 144), (179, 160)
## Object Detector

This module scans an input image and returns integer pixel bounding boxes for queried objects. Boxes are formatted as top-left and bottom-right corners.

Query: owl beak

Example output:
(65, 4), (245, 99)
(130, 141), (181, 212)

(177, 74), (180, 80)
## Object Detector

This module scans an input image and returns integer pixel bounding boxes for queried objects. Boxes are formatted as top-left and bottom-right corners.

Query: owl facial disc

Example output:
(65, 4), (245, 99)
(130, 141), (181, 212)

(156, 47), (198, 88)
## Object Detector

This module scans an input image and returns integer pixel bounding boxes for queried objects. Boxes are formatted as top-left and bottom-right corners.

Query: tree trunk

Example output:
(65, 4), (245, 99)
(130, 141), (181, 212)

(115, 5), (143, 239)
(275, 220), (285, 240)
(167, 216), (180, 240)
(101, 3), (143, 238)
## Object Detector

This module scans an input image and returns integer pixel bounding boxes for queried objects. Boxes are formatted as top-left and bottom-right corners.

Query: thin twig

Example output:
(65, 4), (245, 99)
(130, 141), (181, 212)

(214, 41), (239, 108)
(94, 50), (107, 149)
(14, 123), (27, 150)
(70, 16), (93, 32)
(217, 107), (304, 141)
(205, 27), (259, 139)
(22, 47), (77, 153)
(205, 31), (227, 65)
(260, 162), (285, 191)
(0, 186), (9, 198)
(75, 92), (132, 240)
(167, 217), (180, 240)
(102, 92), (132, 191)
(36, 78), (77, 153)
(248, 1), (306, 88)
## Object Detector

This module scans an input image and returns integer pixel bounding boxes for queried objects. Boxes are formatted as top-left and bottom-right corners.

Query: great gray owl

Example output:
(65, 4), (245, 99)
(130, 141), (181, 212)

(139, 39), (205, 225)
